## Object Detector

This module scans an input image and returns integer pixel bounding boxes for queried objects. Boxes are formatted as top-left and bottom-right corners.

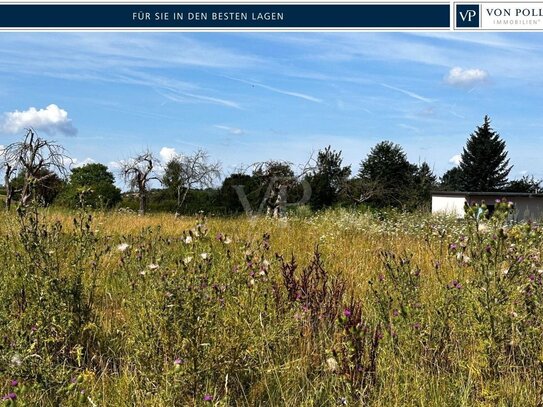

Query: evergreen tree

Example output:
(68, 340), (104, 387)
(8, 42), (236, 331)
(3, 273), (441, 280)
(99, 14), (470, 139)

(505, 175), (541, 193)
(459, 115), (512, 191)
(440, 167), (464, 191)
(307, 146), (351, 210)
(358, 141), (417, 208)
(412, 161), (437, 207)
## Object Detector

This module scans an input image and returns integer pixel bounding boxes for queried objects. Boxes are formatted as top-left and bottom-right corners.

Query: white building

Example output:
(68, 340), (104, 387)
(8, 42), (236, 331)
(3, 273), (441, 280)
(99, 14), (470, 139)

(431, 191), (543, 222)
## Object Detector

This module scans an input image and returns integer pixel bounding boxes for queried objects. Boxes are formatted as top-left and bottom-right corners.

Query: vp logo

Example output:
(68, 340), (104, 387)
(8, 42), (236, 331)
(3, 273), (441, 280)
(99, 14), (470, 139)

(460, 9), (476, 21)
(456, 4), (480, 28)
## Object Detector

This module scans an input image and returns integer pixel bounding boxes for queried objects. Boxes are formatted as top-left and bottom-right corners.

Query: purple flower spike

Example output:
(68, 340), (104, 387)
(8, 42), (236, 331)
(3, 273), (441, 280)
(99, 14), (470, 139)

(343, 308), (351, 318)
(203, 394), (213, 402)
(174, 358), (183, 365)
(10, 380), (18, 387)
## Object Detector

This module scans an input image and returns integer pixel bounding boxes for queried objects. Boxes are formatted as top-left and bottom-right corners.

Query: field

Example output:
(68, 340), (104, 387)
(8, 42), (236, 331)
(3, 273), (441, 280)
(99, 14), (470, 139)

(1, 204), (543, 406)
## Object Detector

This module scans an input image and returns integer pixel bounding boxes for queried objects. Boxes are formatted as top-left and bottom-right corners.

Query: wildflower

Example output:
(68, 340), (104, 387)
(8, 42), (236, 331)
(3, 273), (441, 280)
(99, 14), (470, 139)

(326, 357), (339, 372)
(183, 256), (193, 265)
(203, 394), (213, 402)
(449, 243), (457, 251)
(148, 263), (159, 270)
(117, 243), (129, 252)
(392, 309), (399, 317)
(2, 393), (16, 401)
(216, 233), (224, 241)
(413, 322), (421, 330)
(10, 380), (18, 387)
(200, 253), (209, 260)
(174, 358), (183, 365)
(10, 353), (22, 367)
(223, 237), (232, 244)
(478, 223), (489, 233)
(343, 308), (351, 318)
(184, 235), (193, 244)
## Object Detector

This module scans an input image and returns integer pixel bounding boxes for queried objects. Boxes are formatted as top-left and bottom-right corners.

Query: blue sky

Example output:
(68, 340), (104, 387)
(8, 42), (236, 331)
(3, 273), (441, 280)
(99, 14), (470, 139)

(1, 32), (542, 183)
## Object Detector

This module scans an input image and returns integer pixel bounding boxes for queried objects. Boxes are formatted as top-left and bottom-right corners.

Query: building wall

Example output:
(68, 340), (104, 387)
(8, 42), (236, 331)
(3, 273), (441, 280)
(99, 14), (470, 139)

(469, 195), (543, 222)
(432, 194), (543, 222)
(431, 195), (466, 218)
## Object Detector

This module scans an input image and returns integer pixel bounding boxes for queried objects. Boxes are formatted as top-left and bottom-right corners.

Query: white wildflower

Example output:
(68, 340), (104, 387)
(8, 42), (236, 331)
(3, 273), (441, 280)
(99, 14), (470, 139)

(11, 353), (22, 367)
(478, 223), (489, 233)
(148, 263), (160, 270)
(326, 357), (339, 372)
(184, 236), (193, 244)
(223, 237), (232, 245)
(183, 256), (193, 265)
(200, 253), (209, 260)
(117, 243), (129, 252)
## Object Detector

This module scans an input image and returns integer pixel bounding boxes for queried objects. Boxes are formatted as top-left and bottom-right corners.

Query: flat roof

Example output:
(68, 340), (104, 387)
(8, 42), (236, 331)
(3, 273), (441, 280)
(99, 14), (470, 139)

(432, 191), (543, 198)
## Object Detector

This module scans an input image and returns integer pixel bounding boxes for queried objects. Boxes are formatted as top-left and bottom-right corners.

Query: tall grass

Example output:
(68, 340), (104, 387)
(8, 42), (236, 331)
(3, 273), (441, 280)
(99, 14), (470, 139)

(1, 203), (543, 405)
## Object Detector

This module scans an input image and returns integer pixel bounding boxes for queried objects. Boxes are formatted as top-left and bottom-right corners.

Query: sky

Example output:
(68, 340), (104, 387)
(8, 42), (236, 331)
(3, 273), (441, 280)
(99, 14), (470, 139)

(0, 32), (542, 185)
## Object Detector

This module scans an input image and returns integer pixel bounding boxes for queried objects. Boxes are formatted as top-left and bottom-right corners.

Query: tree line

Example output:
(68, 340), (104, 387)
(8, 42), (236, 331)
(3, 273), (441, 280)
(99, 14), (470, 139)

(0, 116), (540, 215)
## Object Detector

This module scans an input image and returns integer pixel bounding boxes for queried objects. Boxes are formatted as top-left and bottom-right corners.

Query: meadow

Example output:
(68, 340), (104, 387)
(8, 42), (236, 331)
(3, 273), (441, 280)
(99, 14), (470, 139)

(1, 202), (543, 406)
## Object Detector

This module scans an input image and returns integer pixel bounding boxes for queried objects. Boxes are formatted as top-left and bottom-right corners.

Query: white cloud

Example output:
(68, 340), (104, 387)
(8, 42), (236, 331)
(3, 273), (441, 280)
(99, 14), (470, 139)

(445, 67), (488, 87)
(159, 147), (178, 162)
(214, 125), (245, 135)
(108, 160), (123, 170)
(449, 154), (462, 166)
(73, 157), (96, 168)
(2, 104), (77, 136)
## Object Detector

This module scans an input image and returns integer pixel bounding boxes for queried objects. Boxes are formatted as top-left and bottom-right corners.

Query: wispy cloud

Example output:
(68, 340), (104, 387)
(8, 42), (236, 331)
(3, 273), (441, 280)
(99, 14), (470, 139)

(214, 125), (245, 135)
(226, 76), (322, 103)
(156, 88), (241, 110)
(381, 83), (434, 103)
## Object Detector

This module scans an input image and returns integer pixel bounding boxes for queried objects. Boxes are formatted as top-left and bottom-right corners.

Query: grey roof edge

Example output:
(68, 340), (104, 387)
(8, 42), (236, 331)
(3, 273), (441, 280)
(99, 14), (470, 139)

(432, 191), (543, 198)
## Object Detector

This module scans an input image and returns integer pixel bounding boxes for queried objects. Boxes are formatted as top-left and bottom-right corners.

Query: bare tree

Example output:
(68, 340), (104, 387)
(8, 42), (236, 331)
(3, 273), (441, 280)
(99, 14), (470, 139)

(1, 129), (67, 208)
(121, 150), (159, 215)
(162, 149), (221, 213)
(0, 159), (17, 210)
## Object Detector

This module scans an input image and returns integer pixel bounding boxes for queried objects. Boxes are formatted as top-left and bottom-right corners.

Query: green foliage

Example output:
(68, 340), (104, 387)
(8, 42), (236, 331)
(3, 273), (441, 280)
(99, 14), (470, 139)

(57, 163), (121, 209)
(358, 141), (418, 208)
(307, 146), (351, 210)
(440, 166), (464, 191)
(505, 175), (542, 193)
(459, 115), (512, 191)
(11, 169), (65, 206)
(219, 173), (261, 214)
